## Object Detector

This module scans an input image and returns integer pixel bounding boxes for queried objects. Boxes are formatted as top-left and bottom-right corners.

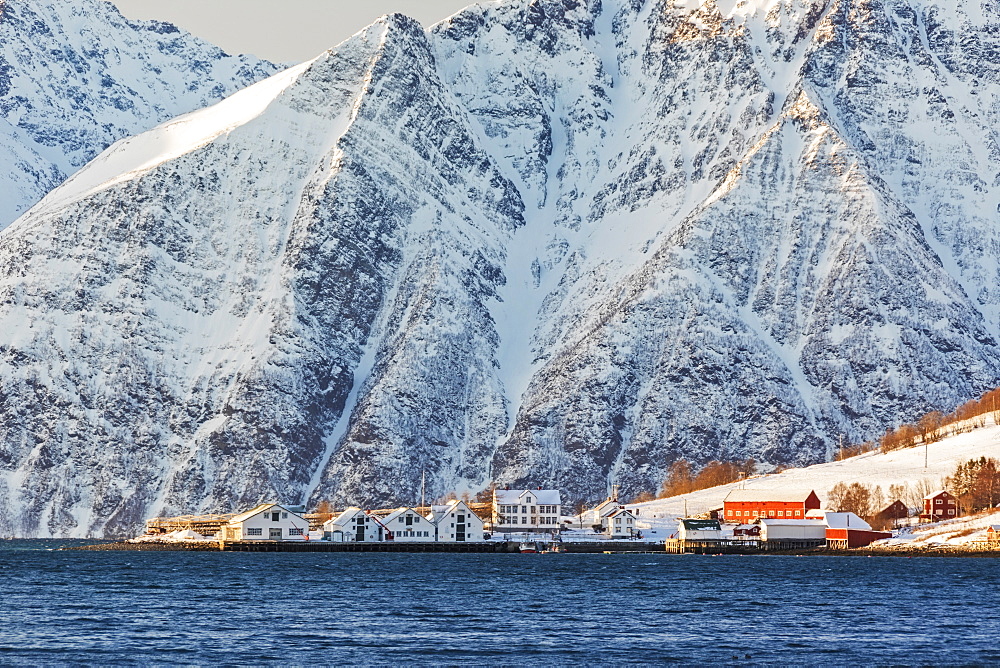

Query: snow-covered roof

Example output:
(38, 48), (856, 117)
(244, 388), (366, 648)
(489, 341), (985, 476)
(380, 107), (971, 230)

(923, 489), (951, 500)
(427, 500), (478, 525)
(229, 503), (302, 524)
(494, 489), (562, 505)
(326, 507), (365, 527)
(724, 489), (817, 503)
(606, 507), (636, 519)
(383, 507), (427, 524)
(757, 519), (827, 526)
(820, 512), (871, 531)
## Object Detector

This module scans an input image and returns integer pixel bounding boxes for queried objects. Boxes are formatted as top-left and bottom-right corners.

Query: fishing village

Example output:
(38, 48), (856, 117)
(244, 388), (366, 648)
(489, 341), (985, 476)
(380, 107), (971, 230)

(77, 484), (1000, 556)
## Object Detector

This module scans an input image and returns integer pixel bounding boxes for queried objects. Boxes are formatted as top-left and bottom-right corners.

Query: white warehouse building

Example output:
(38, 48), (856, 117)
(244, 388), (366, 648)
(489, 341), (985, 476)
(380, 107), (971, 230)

(323, 507), (384, 542)
(383, 508), (434, 541)
(428, 500), (485, 542)
(219, 503), (310, 541)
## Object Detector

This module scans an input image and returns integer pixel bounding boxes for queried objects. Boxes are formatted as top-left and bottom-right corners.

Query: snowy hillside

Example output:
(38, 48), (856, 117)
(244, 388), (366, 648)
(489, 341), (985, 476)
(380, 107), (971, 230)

(2, 0), (1000, 537)
(0, 0), (279, 228)
(630, 421), (1000, 520)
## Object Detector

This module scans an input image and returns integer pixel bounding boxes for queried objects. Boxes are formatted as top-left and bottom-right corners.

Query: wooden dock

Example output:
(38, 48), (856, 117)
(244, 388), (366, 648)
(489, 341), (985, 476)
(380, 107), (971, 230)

(73, 539), (669, 553)
(664, 538), (825, 554)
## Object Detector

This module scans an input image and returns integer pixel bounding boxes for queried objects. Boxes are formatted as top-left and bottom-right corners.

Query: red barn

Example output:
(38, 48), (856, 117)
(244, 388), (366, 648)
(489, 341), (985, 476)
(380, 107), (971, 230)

(826, 527), (892, 549)
(822, 511), (891, 549)
(987, 526), (1000, 546)
(920, 490), (959, 522)
(723, 489), (821, 523)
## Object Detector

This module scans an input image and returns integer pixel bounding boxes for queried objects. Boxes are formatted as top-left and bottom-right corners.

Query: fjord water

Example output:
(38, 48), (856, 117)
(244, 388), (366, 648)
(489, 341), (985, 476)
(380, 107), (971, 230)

(2, 541), (997, 665)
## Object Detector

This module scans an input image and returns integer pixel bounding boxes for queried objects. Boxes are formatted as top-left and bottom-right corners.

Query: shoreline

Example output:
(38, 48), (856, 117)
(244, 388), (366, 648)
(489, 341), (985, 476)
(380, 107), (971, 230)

(62, 540), (1000, 557)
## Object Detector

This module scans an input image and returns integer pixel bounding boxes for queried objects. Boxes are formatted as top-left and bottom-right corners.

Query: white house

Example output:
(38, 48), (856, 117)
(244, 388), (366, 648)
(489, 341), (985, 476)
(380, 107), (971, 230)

(323, 507), (384, 542)
(383, 507), (434, 541)
(676, 519), (722, 541)
(219, 503), (310, 541)
(582, 498), (627, 528)
(492, 488), (562, 533)
(604, 507), (639, 538)
(427, 500), (485, 542)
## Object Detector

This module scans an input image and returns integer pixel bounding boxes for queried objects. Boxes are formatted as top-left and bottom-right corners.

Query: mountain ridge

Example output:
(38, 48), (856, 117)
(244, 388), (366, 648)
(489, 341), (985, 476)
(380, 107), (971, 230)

(0, 0), (280, 228)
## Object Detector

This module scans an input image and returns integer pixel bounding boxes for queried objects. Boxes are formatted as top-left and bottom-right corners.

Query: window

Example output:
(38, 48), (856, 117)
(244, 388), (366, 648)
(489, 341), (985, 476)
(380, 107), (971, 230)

(936, 499), (943, 504)
(948, 510), (955, 515)
(406, 515), (413, 526)
(246, 527), (262, 536)
(271, 512), (280, 521)
(398, 517), (405, 524)
(795, 511), (801, 517)
(288, 527), (303, 536)
(522, 506), (527, 513)
(778, 511), (784, 517)
(282, 512), (288, 519)
(727, 510), (733, 517)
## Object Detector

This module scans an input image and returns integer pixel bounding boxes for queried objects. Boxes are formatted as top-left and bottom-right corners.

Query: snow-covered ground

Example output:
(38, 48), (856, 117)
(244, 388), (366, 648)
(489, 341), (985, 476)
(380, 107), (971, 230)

(873, 510), (1000, 550)
(626, 421), (1000, 539)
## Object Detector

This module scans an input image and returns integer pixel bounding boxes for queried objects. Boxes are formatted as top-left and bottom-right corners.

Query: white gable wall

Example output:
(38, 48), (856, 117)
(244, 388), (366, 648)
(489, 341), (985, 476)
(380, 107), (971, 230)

(435, 501), (485, 542)
(385, 509), (434, 541)
(324, 508), (383, 542)
(227, 505), (309, 541)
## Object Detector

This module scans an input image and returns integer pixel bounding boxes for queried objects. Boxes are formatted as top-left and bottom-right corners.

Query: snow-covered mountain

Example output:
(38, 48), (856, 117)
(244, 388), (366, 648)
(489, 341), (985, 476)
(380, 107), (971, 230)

(2, 0), (999, 537)
(0, 0), (280, 228)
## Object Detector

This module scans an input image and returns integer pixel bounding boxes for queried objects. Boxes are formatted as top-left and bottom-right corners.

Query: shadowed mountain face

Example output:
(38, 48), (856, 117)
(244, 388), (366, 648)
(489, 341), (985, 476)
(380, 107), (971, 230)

(1, 0), (999, 537)
(0, 0), (280, 228)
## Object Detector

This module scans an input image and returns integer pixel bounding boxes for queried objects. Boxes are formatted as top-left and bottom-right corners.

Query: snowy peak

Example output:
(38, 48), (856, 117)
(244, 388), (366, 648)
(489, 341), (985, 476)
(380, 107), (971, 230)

(0, 0), (280, 228)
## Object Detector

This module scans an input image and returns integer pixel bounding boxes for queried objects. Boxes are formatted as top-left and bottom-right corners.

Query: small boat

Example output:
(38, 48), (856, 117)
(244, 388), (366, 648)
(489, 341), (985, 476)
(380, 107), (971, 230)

(519, 541), (538, 553)
(540, 543), (564, 554)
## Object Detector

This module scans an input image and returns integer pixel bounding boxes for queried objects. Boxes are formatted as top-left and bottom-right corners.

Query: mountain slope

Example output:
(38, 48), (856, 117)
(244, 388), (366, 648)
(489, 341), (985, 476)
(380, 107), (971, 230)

(0, 0), (279, 228)
(1, 0), (999, 536)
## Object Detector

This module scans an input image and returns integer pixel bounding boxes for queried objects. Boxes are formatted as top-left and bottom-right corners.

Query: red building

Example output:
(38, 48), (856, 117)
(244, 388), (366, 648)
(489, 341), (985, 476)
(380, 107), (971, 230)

(920, 490), (959, 522)
(988, 526), (1000, 545)
(826, 528), (892, 549)
(723, 490), (821, 523)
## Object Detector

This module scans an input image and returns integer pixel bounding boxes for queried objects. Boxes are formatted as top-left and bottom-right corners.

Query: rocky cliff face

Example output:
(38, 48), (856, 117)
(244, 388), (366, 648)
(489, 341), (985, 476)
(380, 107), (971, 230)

(1, 0), (998, 536)
(0, 0), (279, 228)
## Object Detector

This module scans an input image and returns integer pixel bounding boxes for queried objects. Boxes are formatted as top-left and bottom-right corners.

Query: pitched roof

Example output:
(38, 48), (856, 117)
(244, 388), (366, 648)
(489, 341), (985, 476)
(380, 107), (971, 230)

(325, 507), (365, 527)
(758, 519), (827, 526)
(923, 489), (951, 500)
(606, 507), (636, 519)
(230, 503), (280, 524)
(494, 489), (562, 505)
(724, 489), (817, 503)
(383, 507), (428, 525)
(821, 512), (872, 530)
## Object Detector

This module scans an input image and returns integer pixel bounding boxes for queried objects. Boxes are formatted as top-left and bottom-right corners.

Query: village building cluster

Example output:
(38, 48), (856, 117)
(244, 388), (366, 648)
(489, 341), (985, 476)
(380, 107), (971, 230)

(143, 482), (986, 553)
(667, 489), (896, 553)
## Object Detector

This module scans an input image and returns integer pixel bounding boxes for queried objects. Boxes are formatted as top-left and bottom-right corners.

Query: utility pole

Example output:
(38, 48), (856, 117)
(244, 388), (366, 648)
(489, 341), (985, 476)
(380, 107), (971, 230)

(420, 470), (425, 512)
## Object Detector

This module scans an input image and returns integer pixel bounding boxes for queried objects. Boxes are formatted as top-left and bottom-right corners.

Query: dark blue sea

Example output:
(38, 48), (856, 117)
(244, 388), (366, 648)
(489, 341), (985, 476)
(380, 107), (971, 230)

(1, 540), (997, 665)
